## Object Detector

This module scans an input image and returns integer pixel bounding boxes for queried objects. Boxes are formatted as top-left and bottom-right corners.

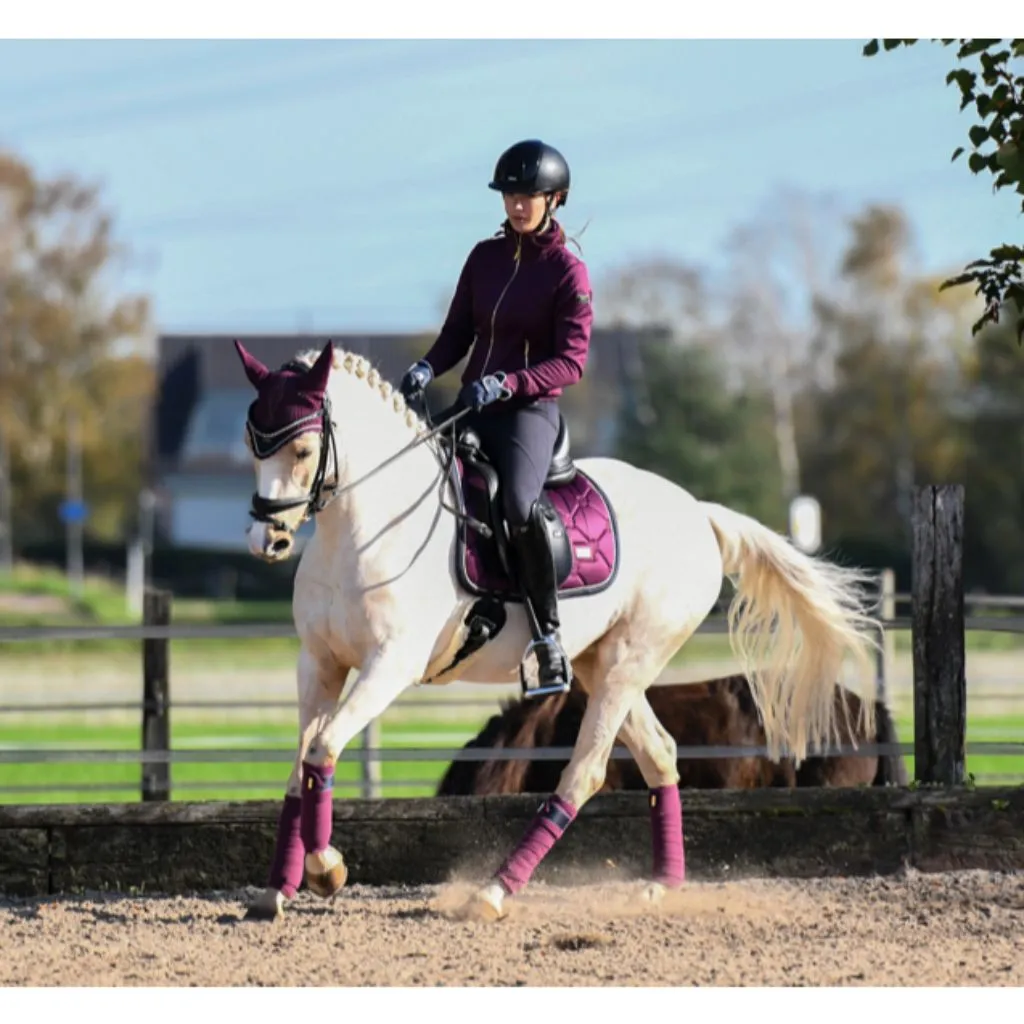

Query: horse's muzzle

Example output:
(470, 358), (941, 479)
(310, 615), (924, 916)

(247, 517), (296, 562)
(263, 531), (294, 560)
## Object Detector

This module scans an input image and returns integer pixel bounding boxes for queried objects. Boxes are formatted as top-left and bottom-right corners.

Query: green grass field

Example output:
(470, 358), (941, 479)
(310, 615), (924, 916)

(0, 563), (297, 658)
(1, 713), (1022, 805)
(0, 717), (491, 803)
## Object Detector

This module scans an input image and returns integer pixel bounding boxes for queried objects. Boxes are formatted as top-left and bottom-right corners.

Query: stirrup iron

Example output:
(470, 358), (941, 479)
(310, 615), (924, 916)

(519, 635), (572, 699)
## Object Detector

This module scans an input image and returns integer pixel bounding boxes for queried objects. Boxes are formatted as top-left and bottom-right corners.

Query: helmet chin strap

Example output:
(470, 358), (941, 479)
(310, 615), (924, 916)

(542, 195), (555, 230)
(534, 194), (560, 234)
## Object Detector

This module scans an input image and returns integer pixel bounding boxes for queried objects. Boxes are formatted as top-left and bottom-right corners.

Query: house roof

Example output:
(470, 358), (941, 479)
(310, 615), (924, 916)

(151, 332), (432, 477)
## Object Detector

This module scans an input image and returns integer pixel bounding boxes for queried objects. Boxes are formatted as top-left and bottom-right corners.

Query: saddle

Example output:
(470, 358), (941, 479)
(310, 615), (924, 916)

(427, 407), (619, 685)
(460, 411), (578, 488)
(447, 412), (577, 586)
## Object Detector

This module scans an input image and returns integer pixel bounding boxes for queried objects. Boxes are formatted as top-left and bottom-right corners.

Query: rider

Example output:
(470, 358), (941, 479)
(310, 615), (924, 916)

(399, 138), (593, 695)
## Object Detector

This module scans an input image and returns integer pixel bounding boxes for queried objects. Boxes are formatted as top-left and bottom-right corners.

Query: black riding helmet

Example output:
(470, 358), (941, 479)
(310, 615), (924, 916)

(488, 139), (571, 207)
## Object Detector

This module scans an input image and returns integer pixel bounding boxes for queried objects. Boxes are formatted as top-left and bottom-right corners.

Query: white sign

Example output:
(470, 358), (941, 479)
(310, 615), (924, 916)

(789, 495), (822, 553)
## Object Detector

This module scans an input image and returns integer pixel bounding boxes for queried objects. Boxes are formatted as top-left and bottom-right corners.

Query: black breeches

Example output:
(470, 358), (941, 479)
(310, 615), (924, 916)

(466, 401), (560, 529)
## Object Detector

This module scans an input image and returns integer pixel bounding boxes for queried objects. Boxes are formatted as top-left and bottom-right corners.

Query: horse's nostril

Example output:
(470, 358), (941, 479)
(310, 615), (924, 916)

(271, 537), (291, 553)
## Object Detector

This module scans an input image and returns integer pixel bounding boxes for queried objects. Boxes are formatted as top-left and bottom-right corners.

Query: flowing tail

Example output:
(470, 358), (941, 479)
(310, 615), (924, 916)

(701, 501), (880, 765)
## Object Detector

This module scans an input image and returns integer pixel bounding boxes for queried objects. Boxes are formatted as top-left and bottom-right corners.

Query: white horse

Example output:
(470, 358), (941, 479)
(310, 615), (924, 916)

(233, 339), (879, 922)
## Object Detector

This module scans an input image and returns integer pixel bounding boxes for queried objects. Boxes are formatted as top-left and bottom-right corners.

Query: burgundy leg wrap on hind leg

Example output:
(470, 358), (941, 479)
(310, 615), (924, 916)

(267, 794), (304, 898)
(300, 761), (335, 853)
(649, 784), (685, 887)
(494, 795), (577, 895)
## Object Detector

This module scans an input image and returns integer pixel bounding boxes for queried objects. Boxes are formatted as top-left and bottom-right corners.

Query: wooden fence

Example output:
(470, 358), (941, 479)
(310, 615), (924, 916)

(1, 483), (1021, 802)
(3, 484), (1024, 896)
(2, 784), (1024, 897)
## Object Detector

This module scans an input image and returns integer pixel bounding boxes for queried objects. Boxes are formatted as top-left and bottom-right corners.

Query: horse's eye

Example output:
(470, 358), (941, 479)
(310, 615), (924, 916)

(296, 448), (312, 460)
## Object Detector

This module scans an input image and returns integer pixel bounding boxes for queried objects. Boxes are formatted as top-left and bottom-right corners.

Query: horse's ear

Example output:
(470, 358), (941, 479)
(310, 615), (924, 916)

(234, 340), (270, 389)
(303, 341), (334, 395)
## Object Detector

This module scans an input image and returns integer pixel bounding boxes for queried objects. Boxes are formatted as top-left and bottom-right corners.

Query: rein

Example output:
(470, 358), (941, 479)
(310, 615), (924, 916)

(247, 390), (490, 538)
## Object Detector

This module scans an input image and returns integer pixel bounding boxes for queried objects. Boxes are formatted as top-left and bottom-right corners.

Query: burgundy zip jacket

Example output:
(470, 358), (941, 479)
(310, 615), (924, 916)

(421, 219), (593, 406)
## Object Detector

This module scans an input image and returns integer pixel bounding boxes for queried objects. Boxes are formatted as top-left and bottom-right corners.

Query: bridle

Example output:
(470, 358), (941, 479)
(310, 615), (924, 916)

(245, 371), (486, 541)
(246, 398), (341, 533)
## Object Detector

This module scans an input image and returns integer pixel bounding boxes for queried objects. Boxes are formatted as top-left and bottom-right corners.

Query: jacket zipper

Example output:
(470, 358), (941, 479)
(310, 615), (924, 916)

(524, 338), (530, 369)
(480, 234), (522, 378)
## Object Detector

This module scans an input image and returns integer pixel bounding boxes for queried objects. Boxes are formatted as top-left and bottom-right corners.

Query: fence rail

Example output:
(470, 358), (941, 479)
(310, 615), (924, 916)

(3, 612), (1024, 643)
(0, 741), (1022, 766)
(0, 692), (1020, 717)
(0, 779), (434, 796)
(0, 697), (532, 713)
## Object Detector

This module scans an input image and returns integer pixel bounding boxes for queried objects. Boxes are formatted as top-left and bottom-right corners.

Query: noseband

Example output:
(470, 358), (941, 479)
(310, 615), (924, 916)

(246, 392), (340, 535)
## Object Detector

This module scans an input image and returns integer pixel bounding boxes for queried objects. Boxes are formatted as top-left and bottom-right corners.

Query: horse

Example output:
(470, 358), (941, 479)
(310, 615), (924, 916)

(232, 338), (881, 922)
(435, 673), (908, 797)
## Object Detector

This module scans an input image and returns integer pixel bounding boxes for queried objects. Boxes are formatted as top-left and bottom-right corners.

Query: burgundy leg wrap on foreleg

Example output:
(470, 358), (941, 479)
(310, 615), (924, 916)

(300, 761), (335, 854)
(649, 784), (685, 887)
(494, 794), (577, 895)
(267, 794), (304, 898)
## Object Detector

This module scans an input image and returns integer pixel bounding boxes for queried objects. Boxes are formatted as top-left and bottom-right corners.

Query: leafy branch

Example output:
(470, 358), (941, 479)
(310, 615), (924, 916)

(864, 39), (1024, 342)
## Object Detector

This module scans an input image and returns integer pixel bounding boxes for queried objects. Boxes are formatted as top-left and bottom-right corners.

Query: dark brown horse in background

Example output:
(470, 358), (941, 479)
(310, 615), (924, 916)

(436, 673), (907, 796)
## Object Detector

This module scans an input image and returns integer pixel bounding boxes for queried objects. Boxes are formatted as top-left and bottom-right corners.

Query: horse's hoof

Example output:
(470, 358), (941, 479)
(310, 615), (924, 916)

(244, 889), (286, 922)
(457, 882), (508, 923)
(305, 847), (348, 899)
(636, 878), (683, 906)
(638, 881), (668, 905)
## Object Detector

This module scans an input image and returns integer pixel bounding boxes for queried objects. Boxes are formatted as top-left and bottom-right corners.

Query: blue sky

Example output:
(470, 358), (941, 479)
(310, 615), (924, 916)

(0, 37), (1019, 336)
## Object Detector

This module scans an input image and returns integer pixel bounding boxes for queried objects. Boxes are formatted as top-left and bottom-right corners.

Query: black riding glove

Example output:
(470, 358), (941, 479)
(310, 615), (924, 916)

(399, 360), (434, 404)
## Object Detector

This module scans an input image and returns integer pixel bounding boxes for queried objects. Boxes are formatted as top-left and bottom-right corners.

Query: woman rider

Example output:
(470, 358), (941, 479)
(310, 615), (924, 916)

(399, 138), (593, 696)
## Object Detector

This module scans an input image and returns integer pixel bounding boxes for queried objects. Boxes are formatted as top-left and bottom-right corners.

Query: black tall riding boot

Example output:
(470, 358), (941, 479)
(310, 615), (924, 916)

(510, 503), (572, 697)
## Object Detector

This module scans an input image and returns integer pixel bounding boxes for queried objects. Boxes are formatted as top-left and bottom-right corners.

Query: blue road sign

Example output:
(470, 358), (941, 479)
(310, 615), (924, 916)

(59, 499), (88, 525)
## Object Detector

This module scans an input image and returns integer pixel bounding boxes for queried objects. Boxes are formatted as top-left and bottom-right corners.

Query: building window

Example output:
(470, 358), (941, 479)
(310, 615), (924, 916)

(180, 388), (253, 463)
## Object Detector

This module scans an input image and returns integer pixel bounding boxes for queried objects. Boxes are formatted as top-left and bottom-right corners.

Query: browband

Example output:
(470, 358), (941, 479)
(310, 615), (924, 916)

(246, 410), (323, 459)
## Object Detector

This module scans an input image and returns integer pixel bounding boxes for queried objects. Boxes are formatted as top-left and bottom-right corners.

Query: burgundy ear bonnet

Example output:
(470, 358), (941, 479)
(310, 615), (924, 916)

(234, 340), (334, 457)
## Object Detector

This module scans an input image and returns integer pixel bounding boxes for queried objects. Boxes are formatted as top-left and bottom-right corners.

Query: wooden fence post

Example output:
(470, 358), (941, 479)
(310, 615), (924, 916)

(360, 719), (382, 800)
(911, 485), (967, 785)
(874, 568), (895, 701)
(141, 587), (171, 802)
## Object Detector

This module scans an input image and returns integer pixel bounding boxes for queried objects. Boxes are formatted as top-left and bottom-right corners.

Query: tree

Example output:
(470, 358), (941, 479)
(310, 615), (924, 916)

(614, 333), (785, 529)
(0, 149), (152, 549)
(797, 204), (967, 556)
(798, 316), (964, 555)
(863, 39), (1024, 341)
(596, 257), (707, 338)
(596, 194), (845, 510)
(595, 256), (712, 429)
(957, 307), (1024, 591)
(721, 189), (847, 503)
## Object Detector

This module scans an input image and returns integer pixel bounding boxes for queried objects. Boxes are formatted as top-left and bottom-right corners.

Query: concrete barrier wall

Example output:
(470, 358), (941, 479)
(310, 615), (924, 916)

(2, 787), (1023, 897)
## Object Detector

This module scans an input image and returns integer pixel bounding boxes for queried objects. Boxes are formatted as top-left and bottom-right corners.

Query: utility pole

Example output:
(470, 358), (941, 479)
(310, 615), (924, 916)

(127, 488), (155, 618)
(0, 407), (11, 575)
(65, 408), (84, 598)
(0, 273), (12, 574)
